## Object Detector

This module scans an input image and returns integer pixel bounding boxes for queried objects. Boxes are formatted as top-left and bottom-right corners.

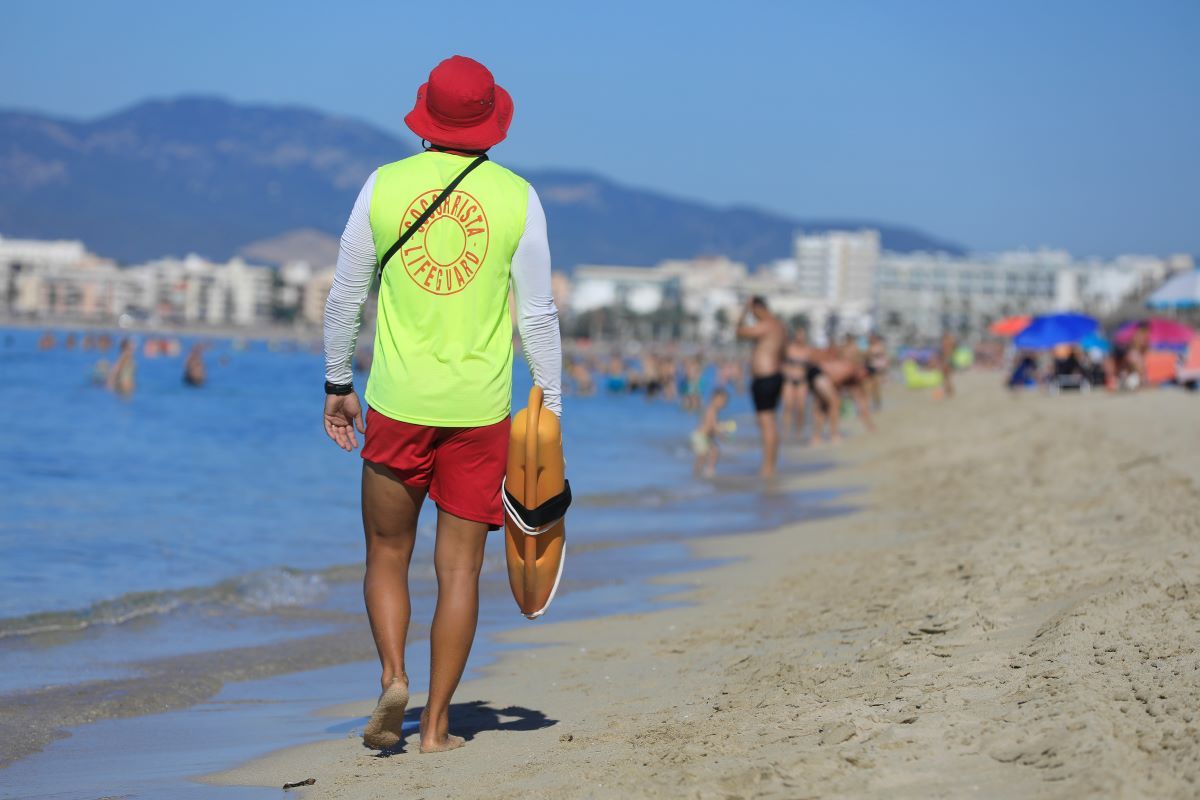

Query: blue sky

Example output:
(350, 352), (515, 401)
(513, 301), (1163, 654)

(2, 0), (1197, 257)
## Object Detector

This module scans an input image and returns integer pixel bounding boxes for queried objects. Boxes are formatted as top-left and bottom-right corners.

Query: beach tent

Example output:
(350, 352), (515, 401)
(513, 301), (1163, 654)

(1114, 318), (1197, 352)
(1147, 269), (1200, 310)
(1013, 313), (1098, 350)
(989, 315), (1031, 337)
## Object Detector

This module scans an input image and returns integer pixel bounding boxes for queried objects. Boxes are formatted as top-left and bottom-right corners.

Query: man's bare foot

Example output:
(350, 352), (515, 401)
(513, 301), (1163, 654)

(419, 733), (465, 754)
(362, 677), (408, 750)
(419, 707), (466, 753)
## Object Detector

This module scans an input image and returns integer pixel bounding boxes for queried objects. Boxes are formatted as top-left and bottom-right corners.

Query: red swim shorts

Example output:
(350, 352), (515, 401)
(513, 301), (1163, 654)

(361, 408), (510, 528)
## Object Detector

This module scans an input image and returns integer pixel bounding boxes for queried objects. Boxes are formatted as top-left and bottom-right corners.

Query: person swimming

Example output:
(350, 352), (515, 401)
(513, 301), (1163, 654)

(604, 355), (628, 393)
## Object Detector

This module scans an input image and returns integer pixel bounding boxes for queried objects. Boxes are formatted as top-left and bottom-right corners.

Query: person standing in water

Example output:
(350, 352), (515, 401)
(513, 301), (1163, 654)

(322, 56), (562, 754)
(782, 328), (812, 439)
(183, 343), (207, 387)
(691, 387), (729, 478)
(106, 338), (136, 396)
(736, 296), (786, 477)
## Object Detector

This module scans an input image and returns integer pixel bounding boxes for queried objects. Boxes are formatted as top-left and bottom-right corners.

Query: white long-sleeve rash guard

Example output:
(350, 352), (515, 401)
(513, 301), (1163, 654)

(323, 172), (563, 417)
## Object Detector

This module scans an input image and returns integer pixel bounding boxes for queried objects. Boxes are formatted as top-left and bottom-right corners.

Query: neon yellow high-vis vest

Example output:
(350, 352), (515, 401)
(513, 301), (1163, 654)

(366, 151), (529, 427)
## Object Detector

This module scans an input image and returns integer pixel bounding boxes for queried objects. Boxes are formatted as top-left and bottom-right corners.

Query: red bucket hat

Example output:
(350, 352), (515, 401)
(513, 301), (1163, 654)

(404, 55), (513, 151)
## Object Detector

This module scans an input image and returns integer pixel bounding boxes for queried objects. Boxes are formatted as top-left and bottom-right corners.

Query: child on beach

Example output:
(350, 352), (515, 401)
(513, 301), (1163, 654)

(691, 388), (731, 478)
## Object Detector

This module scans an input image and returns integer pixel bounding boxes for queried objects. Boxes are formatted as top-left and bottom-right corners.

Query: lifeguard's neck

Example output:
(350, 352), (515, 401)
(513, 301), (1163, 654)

(425, 143), (489, 157)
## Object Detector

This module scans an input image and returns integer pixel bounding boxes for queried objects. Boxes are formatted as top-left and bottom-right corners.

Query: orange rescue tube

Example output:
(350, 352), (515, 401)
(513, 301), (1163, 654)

(504, 386), (567, 619)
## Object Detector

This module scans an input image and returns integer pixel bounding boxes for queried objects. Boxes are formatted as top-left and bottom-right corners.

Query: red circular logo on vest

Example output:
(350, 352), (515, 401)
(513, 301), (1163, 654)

(399, 190), (491, 295)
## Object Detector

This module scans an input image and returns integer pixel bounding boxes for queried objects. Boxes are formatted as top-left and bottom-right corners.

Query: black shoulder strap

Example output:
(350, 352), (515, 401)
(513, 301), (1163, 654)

(379, 154), (488, 272)
(504, 480), (572, 528)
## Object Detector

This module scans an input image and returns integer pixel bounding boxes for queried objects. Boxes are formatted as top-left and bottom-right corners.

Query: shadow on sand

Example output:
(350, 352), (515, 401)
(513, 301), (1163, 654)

(343, 700), (557, 756)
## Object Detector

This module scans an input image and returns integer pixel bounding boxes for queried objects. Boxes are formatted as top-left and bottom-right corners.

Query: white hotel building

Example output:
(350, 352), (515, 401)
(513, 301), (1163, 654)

(874, 249), (1189, 341)
(1, 234), (275, 327)
(570, 257), (748, 341)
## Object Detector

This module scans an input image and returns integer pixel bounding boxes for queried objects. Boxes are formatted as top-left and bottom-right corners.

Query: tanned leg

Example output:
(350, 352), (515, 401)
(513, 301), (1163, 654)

(360, 461), (424, 749)
(794, 384), (808, 441)
(810, 392), (826, 446)
(781, 383), (798, 439)
(704, 443), (719, 478)
(420, 507), (488, 753)
(814, 377), (842, 444)
(756, 410), (780, 478)
(854, 385), (877, 432)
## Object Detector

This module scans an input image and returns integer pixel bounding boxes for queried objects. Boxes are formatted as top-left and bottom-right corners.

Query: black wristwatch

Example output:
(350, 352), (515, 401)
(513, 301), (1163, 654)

(325, 380), (354, 396)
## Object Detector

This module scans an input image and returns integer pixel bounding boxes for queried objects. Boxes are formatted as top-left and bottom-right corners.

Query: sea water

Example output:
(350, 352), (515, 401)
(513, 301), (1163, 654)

(0, 327), (848, 795)
(0, 329), (702, 622)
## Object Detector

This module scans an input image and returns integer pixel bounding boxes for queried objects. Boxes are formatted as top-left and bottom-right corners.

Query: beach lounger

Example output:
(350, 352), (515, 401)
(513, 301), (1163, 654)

(1047, 373), (1090, 394)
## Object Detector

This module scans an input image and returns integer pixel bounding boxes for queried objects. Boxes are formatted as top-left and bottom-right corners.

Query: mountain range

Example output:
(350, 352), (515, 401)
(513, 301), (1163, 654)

(0, 96), (964, 268)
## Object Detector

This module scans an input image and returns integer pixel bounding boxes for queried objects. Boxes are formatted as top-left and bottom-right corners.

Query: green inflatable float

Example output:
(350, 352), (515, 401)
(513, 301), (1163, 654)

(902, 360), (943, 389)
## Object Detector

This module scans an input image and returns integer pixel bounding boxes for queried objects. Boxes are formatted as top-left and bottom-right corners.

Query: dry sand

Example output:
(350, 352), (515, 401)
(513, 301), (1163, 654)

(209, 374), (1200, 798)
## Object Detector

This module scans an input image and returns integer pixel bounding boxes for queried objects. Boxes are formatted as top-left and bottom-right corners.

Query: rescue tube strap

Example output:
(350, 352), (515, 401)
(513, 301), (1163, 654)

(378, 154), (488, 272)
(502, 479), (572, 534)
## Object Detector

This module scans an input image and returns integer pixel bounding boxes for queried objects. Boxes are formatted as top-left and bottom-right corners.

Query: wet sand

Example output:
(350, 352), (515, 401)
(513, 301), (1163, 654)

(210, 374), (1200, 798)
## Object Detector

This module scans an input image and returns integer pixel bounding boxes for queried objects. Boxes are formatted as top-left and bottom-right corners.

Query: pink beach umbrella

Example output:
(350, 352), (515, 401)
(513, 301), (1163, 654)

(1114, 318), (1197, 351)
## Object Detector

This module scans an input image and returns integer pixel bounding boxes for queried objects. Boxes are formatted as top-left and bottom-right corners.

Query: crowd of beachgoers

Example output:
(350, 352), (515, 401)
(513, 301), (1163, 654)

(22, 306), (1199, 486)
(559, 330), (890, 470)
(998, 318), (1200, 394)
(30, 329), (216, 393)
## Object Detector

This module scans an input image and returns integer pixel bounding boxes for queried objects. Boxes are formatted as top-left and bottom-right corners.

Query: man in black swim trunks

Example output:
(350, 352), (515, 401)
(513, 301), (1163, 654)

(736, 296), (786, 477)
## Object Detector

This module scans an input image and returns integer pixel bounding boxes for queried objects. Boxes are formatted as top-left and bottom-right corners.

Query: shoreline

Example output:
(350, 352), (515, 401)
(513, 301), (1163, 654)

(0, 388), (845, 793)
(209, 374), (1200, 798)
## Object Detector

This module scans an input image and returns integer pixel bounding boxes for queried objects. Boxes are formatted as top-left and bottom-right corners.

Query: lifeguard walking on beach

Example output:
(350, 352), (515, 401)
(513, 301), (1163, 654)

(321, 55), (562, 754)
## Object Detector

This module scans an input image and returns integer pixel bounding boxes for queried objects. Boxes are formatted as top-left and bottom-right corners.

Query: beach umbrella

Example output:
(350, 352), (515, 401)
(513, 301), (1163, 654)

(1114, 317), (1196, 351)
(1147, 269), (1200, 310)
(1080, 331), (1110, 355)
(1013, 313), (1098, 350)
(988, 315), (1031, 337)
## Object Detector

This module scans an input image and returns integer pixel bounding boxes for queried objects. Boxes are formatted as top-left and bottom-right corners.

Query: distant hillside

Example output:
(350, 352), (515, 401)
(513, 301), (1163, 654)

(238, 229), (340, 266)
(0, 97), (964, 266)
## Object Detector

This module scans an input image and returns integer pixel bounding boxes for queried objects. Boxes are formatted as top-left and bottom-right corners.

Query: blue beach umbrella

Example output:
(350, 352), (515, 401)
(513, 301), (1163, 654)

(1080, 331), (1110, 355)
(1013, 313), (1099, 350)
